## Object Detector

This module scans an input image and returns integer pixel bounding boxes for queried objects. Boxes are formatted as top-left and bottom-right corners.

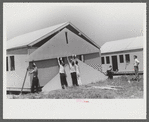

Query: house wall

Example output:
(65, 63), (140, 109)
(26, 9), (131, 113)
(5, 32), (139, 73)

(31, 59), (59, 87)
(84, 52), (102, 71)
(101, 50), (143, 72)
(28, 28), (99, 61)
(6, 54), (30, 91)
(26, 28), (101, 87)
(6, 27), (101, 90)
(29, 52), (102, 88)
(6, 53), (59, 91)
(6, 46), (38, 92)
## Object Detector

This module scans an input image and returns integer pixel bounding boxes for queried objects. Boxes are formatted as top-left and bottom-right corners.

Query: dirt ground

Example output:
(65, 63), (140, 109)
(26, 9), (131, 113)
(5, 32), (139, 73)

(7, 75), (144, 99)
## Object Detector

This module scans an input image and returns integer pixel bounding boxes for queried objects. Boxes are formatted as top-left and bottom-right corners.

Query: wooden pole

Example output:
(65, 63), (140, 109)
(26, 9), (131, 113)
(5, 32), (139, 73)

(20, 68), (28, 95)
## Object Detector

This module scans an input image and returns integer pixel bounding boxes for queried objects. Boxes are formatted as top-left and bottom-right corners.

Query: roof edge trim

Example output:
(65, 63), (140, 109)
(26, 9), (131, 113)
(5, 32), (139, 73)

(7, 45), (28, 51)
(28, 22), (69, 47)
(101, 48), (143, 55)
(69, 22), (100, 49)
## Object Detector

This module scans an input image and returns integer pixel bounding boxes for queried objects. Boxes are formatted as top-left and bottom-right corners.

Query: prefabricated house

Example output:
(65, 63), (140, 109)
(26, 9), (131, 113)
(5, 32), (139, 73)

(6, 22), (106, 93)
(100, 36), (144, 73)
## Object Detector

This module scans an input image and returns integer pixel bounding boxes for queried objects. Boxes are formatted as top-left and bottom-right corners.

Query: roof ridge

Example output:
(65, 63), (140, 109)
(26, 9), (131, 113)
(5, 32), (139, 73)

(106, 36), (143, 44)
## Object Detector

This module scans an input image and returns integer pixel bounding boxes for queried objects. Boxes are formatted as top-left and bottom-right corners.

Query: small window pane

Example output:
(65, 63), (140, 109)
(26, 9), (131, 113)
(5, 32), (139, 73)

(125, 54), (130, 62)
(10, 56), (15, 71)
(119, 55), (124, 63)
(106, 56), (110, 64)
(101, 57), (105, 64)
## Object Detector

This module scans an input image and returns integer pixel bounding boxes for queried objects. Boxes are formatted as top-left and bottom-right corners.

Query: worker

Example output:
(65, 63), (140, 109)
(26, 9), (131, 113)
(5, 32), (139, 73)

(28, 62), (40, 93)
(107, 65), (113, 79)
(75, 60), (82, 85)
(134, 55), (140, 81)
(57, 57), (68, 89)
(67, 56), (79, 86)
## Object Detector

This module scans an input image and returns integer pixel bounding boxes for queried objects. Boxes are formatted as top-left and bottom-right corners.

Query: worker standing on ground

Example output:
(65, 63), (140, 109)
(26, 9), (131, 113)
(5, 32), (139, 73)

(75, 60), (82, 85)
(28, 62), (40, 93)
(107, 65), (113, 79)
(57, 57), (68, 89)
(67, 56), (79, 86)
(73, 54), (82, 85)
(134, 55), (140, 81)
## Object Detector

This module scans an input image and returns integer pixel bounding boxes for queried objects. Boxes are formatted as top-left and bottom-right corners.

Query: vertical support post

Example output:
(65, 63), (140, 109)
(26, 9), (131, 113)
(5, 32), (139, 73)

(20, 68), (28, 94)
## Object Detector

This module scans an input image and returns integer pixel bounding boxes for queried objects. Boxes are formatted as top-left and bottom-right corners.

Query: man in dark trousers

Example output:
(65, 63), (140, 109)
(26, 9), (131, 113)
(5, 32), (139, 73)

(28, 62), (40, 93)
(133, 55), (140, 81)
(107, 65), (113, 79)
(57, 57), (68, 89)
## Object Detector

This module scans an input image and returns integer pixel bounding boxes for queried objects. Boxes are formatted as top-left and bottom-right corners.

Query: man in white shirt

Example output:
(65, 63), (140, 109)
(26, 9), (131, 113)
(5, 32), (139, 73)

(57, 57), (68, 89)
(67, 56), (78, 86)
(134, 55), (140, 81)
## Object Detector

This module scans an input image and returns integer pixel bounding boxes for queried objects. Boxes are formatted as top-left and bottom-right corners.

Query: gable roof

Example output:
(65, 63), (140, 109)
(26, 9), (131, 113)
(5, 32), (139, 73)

(7, 22), (100, 50)
(28, 28), (99, 61)
(101, 36), (144, 54)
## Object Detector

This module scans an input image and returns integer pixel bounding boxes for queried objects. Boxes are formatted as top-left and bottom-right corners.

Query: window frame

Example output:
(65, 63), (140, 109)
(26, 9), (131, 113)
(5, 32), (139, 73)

(6, 57), (8, 71)
(101, 57), (105, 64)
(119, 55), (124, 63)
(10, 56), (15, 71)
(106, 56), (110, 64)
(125, 54), (130, 63)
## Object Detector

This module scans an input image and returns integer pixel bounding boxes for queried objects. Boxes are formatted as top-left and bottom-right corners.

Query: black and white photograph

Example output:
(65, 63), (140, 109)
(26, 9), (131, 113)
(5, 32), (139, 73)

(3, 3), (146, 119)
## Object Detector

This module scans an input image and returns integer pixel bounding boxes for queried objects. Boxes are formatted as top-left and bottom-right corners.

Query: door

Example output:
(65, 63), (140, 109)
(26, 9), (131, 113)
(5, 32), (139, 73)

(112, 56), (118, 71)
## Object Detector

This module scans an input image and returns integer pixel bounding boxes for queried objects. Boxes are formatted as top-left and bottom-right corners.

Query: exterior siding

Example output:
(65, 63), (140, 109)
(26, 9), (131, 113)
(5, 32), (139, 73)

(101, 50), (143, 72)
(6, 27), (102, 92)
(28, 28), (99, 61)
(84, 52), (102, 71)
(6, 54), (30, 91)
(30, 59), (59, 87)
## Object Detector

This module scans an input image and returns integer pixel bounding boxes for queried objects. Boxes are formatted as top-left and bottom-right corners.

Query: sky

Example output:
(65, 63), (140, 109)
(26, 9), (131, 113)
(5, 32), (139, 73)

(4, 3), (146, 46)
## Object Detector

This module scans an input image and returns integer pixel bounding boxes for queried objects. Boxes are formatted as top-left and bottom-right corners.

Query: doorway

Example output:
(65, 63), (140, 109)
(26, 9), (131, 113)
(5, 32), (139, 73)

(112, 56), (118, 71)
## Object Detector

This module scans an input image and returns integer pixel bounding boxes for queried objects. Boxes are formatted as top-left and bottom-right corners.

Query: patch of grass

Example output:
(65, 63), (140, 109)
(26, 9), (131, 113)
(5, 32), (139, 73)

(8, 75), (143, 99)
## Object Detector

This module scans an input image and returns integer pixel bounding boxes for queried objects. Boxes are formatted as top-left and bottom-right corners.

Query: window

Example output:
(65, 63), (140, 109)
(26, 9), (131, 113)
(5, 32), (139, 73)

(10, 56), (15, 71)
(6, 57), (8, 71)
(106, 56), (110, 64)
(101, 57), (105, 64)
(119, 55), (124, 63)
(125, 54), (130, 62)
